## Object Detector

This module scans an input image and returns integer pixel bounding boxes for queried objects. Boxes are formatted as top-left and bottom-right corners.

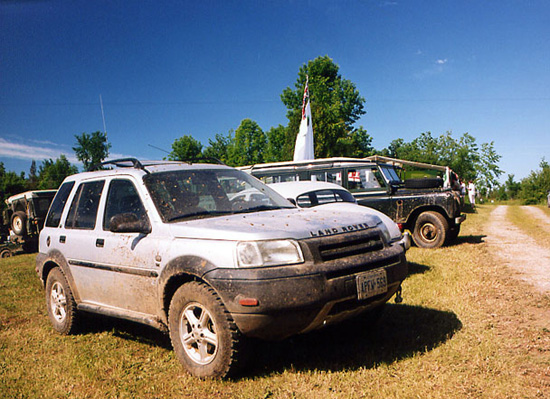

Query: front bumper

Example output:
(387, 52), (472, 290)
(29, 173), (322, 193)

(455, 214), (466, 225)
(205, 242), (408, 340)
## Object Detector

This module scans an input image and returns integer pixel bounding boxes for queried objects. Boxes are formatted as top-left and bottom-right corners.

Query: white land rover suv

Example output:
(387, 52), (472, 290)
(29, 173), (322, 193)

(36, 159), (408, 378)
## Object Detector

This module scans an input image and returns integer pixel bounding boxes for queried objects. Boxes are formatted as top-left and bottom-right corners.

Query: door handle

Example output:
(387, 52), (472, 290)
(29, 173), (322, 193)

(96, 238), (105, 248)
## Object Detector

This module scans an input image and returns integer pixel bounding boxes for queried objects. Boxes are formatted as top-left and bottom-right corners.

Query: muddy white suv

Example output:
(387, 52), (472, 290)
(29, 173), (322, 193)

(36, 158), (408, 378)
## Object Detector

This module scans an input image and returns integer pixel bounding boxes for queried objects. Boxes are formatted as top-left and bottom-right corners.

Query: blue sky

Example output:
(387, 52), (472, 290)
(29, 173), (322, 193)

(1, 0), (549, 182)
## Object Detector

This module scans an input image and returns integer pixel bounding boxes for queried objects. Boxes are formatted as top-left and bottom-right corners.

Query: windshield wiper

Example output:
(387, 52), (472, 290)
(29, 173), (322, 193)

(168, 210), (235, 222)
(233, 205), (292, 214)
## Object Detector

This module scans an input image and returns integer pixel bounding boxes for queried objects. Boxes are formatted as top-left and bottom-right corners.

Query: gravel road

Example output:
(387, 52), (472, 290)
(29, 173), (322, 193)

(485, 205), (550, 293)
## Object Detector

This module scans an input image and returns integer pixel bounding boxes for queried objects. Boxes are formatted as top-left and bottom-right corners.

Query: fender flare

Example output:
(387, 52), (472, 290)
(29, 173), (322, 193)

(157, 255), (219, 324)
(38, 249), (81, 303)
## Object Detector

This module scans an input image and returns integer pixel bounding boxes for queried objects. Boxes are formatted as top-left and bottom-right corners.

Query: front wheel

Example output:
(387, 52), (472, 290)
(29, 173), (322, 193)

(412, 211), (449, 248)
(169, 281), (245, 378)
(45, 267), (79, 334)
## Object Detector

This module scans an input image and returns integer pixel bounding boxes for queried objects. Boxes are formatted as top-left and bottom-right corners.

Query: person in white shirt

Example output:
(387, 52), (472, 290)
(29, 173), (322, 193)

(468, 181), (476, 209)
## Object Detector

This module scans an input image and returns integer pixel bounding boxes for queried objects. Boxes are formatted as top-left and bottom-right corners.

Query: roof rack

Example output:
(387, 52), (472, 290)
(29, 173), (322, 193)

(88, 157), (225, 173)
(89, 158), (149, 173)
(178, 157), (225, 165)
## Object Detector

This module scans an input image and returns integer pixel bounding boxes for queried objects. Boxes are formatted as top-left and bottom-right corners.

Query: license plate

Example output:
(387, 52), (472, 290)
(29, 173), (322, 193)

(356, 269), (387, 300)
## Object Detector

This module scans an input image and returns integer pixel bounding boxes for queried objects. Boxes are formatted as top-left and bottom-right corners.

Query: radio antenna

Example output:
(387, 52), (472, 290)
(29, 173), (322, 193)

(148, 144), (171, 154)
(99, 94), (107, 136)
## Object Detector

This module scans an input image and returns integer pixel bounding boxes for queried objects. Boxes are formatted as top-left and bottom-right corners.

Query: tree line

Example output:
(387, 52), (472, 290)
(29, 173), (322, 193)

(1, 56), (548, 206)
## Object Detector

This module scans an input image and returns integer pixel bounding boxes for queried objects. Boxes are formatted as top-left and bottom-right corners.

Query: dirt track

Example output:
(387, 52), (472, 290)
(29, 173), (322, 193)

(485, 205), (550, 293)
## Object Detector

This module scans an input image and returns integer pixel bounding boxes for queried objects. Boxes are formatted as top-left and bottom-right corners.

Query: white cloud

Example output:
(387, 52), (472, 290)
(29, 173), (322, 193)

(0, 137), (134, 165)
(0, 137), (80, 164)
(436, 58), (448, 65)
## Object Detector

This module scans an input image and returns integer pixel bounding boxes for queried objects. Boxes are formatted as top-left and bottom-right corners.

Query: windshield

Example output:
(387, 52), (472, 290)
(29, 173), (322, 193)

(379, 165), (402, 184)
(144, 168), (294, 222)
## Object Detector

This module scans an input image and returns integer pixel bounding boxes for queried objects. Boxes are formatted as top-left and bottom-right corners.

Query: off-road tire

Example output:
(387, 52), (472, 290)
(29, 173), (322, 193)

(1, 249), (12, 258)
(169, 281), (245, 379)
(412, 211), (449, 248)
(404, 178), (443, 189)
(10, 211), (27, 236)
(45, 267), (79, 334)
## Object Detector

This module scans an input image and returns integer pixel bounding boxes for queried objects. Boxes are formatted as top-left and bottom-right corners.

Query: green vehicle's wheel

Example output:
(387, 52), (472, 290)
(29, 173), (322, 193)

(412, 211), (448, 248)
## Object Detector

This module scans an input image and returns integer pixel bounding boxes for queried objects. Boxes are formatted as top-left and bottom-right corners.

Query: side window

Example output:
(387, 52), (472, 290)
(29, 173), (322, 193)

(347, 168), (385, 191)
(103, 179), (148, 230)
(311, 170), (343, 186)
(65, 181), (105, 230)
(45, 182), (75, 228)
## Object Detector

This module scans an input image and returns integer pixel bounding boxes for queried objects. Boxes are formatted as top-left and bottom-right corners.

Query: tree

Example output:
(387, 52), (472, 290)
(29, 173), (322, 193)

(519, 158), (550, 204)
(0, 162), (26, 209)
(281, 56), (366, 158)
(27, 160), (38, 190)
(168, 135), (203, 161)
(379, 131), (502, 195)
(336, 126), (374, 158)
(475, 141), (503, 195)
(264, 125), (288, 163)
(203, 132), (233, 164)
(73, 131), (112, 171)
(37, 155), (78, 189)
(228, 119), (266, 166)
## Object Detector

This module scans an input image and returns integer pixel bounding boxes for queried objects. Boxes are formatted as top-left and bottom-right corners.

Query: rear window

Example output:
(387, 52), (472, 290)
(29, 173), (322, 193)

(45, 182), (75, 228)
(296, 189), (356, 208)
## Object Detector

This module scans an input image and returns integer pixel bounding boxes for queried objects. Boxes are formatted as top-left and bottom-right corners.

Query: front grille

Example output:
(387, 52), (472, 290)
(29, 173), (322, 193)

(318, 234), (383, 262)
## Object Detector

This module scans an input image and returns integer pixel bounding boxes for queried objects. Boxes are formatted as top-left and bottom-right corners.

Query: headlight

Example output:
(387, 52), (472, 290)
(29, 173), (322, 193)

(236, 239), (304, 267)
(377, 221), (392, 243)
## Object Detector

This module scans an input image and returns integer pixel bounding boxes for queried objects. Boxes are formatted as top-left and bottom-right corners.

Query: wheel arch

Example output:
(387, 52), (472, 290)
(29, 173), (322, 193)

(404, 205), (451, 230)
(38, 250), (81, 302)
(158, 255), (219, 326)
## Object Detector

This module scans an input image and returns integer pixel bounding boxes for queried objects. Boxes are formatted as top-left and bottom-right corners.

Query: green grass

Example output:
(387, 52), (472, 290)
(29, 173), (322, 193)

(507, 205), (550, 248)
(1, 208), (550, 398)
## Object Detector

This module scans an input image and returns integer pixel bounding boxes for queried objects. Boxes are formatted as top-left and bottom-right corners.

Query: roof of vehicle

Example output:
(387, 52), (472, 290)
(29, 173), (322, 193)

(365, 155), (450, 172)
(268, 181), (351, 199)
(239, 157), (378, 173)
(63, 158), (234, 181)
(6, 190), (58, 204)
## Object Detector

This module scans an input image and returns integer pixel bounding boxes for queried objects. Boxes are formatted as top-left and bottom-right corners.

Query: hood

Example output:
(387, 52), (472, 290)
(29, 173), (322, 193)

(167, 208), (383, 241)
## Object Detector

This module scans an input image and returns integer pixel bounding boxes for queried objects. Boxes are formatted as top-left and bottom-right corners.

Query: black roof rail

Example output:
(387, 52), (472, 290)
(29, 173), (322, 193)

(178, 157), (226, 165)
(89, 158), (149, 173)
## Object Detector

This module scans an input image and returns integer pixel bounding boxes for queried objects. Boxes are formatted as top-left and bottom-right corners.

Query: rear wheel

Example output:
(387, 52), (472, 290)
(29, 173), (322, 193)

(45, 267), (79, 334)
(10, 211), (27, 236)
(412, 211), (449, 248)
(169, 281), (245, 378)
(1, 248), (12, 258)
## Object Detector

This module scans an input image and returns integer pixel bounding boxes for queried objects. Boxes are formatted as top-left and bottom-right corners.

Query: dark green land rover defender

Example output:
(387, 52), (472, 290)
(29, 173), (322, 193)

(241, 156), (465, 249)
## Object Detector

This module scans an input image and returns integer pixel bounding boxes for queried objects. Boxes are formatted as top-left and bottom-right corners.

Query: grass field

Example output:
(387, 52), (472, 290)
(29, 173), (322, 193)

(1, 205), (549, 398)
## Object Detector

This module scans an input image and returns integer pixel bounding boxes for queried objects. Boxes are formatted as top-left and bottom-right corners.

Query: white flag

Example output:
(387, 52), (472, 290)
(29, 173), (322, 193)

(293, 78), (314, 161)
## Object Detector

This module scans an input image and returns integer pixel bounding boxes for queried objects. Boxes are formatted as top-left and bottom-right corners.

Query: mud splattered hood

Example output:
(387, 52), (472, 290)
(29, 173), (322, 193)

(167, 207), (383, 241)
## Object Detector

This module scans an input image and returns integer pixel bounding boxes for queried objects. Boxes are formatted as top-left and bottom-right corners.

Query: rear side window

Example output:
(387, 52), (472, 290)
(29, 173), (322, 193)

(65, 181), (105, 230)
(45, 182), (75, 228)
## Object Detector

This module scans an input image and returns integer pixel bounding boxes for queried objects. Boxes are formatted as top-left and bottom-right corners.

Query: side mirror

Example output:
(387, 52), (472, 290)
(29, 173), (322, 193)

(109, 213), (151, 234)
